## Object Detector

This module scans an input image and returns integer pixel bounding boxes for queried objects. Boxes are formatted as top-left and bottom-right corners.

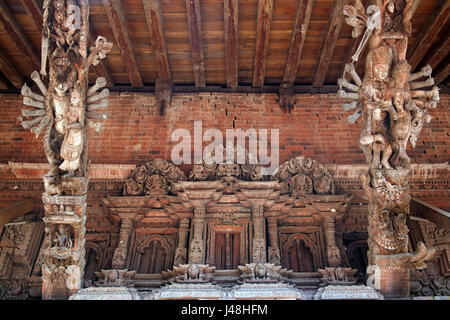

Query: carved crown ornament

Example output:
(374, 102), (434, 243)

(122, 155), (337, 199)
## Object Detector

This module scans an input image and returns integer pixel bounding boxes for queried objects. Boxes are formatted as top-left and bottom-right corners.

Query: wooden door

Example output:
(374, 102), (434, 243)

(214, 232), (240, 269)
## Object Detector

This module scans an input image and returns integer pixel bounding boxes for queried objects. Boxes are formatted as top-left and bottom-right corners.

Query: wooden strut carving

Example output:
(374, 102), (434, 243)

(18, 0), (112, 300)
(337, 0), (438, 297)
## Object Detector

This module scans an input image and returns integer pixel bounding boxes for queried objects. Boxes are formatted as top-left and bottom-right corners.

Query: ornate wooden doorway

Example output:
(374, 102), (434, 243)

(214, 232), (240, 269)
(287, 239), (315, 272)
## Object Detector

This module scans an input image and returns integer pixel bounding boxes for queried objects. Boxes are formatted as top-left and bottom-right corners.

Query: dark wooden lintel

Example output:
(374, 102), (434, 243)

(411, 198), (450, 230)
(0, 199), (34, 228)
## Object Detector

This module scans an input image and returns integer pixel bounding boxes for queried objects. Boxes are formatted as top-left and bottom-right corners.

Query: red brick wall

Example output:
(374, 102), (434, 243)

(0, 92), (448, 166)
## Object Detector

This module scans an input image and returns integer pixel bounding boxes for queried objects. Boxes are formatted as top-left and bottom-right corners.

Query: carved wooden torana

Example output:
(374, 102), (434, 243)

(337, 0), (438, 298)
(19, 0), (112, 300)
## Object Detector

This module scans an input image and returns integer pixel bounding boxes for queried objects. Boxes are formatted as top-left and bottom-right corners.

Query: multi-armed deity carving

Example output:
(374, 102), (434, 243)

(18, 0), (112, 299)
(337, 0), (437, 295)
(19, 0), (112, 196)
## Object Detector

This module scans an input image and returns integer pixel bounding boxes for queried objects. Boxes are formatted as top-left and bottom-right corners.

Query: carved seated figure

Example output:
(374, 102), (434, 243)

(49, 224), (73, 259)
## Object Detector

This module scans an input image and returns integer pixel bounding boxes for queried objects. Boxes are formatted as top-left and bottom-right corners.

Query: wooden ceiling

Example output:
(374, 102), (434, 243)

(0, 0), (448, 93)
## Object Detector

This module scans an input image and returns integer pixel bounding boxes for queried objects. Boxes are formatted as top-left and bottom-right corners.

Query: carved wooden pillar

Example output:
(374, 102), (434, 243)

(251, 204), (266, 263)
(267, 218), (280, 264)
(338, 1), (438, 298)
(112, 213), (137, 269)
(174, 219), (190, 266)
(188, 206), (206, 264)
(17, 0), (112, 300)
(319, 212), (341, 267)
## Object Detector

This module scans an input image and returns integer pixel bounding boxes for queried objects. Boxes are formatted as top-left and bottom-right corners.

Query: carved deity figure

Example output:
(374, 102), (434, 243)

(338, 0), (437, 282)
(53, 224), (72, 250)
(19, 0), (112, 196)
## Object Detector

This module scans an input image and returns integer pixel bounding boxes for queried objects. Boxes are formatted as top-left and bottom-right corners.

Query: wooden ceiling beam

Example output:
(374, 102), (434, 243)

(0, 0), (40, 71)
(143, 0), (171, 81)
(102, 0), (143, 88)
(144, 0), (172, 113)
(252, 0), (273, 88)
(0, 48), (24, 89)
(185, 0), (206, 87)
(434, 61), (450, 85)
(407, 0), (450, 71)
(282, 0), (314, 85)
(20, 0), (43, 31)
(424, 31), (450, 71)
(224, 0), (238, 89)
(312, 0), (346, 87)
(0, 73), (9, 90)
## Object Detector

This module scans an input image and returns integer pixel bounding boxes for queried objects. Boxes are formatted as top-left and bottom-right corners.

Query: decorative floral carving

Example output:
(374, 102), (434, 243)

(189, 145), (265, 182)
(94, 269), (136, 287)
(162, 264), (215, 283)
(273, 156), (335, 196)
(238, 263), (292, 283)
(123, 159), (187, 196)
(318, 267), (358, 285)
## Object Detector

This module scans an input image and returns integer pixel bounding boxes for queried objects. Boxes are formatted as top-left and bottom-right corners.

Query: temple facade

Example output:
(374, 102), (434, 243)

(0, 0), (449, 300)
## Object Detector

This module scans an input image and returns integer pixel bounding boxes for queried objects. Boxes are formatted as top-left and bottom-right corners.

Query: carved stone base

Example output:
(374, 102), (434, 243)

(313, 285), (384, 300)
(230, 283), (304, 300)
(69, 287), (141, 300)
(372, 254), (411, 298)
(151, 283), (225, 300)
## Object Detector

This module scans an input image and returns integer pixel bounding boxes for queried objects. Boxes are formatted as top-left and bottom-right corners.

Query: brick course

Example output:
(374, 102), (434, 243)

(0, 92), (448, 167)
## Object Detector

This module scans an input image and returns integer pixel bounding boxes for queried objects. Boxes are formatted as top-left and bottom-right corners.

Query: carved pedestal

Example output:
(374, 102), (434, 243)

(41, 191), (87, 300)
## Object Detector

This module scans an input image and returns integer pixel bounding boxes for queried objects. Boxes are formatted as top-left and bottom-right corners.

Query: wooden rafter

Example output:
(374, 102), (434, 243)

(144, 0), (172, 113)
(425, 31), (450, 71)
(0, 73), (9, 90)
(0, 0), (40, 71)
(20, 0), (43, 31)
(407, 0), (450, 71)
(224, 0), (238, 88)
(102, 0), (143, 88)
(252, 0), (273, 88)
(434, 61), (450, 85)
(143, 0), (171, 81)
(0, 48), (24, 89)
(312, 0), (346, 87)
(282, 0), (314, 85)
(185, 0), (206, 87)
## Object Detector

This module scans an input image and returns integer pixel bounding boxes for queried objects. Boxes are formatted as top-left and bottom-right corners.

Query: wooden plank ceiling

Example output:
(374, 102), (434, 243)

(0, 0), (448, 93)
